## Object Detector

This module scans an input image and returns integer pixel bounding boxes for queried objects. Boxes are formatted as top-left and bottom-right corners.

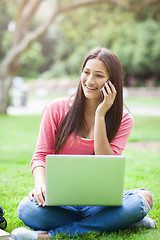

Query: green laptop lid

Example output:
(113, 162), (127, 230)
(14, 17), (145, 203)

(45, 155), (125, 206)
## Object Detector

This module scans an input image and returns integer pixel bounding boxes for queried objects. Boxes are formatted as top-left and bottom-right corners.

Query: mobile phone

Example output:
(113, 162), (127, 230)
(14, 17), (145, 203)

(100, 78), (111, 100)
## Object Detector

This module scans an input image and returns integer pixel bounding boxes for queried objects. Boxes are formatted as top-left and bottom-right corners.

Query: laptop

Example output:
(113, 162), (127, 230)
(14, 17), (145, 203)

(45, 155), (125, 206)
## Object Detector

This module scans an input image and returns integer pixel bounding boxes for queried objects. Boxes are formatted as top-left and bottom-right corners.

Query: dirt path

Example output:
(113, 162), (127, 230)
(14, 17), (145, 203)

(126, 142), (160, 151)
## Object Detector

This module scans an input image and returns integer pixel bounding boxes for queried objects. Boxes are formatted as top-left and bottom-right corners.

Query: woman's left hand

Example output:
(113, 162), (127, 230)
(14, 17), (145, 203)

(96, 81), (117, 117)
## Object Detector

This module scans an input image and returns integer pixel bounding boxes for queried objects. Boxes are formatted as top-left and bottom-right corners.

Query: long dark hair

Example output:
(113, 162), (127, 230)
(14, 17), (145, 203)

(55, 47), (123, 153)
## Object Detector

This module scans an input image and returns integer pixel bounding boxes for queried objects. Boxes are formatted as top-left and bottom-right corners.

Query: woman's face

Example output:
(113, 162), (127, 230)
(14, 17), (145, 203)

(81, 58), (110, 100)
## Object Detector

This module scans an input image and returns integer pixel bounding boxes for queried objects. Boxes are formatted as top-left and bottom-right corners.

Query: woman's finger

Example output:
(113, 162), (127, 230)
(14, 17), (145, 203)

(28, 189), (34, 200)
(104, 82), (112, 95)
(109, 81), (117, 96)
(102, 87), (108, 98)
(41, 184), (46, 199)
(34, 186), (46, 207)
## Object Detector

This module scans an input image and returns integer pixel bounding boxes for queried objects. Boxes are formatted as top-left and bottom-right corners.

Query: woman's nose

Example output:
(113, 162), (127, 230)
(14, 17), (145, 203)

(86, 74), (95, 84)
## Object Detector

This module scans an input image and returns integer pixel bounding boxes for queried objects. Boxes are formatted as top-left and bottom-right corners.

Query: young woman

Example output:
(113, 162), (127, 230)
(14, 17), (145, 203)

(10, 47), (155, 240)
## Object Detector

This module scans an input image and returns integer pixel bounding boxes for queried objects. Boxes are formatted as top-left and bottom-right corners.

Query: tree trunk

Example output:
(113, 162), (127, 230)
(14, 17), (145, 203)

(0, 75), (13, 114)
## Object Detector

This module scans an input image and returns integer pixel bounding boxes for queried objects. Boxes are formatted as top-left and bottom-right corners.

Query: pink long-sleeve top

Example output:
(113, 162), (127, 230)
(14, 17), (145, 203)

(31, 97), (134, 172)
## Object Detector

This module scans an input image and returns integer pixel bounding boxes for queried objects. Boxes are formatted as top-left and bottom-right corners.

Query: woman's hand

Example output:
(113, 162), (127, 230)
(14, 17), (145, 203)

(29, 184), (46, 207)
(96, 81), (117, 117)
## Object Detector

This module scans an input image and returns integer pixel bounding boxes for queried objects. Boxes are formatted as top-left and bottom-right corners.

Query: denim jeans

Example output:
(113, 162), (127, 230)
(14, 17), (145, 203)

(18, 189), (151, 237)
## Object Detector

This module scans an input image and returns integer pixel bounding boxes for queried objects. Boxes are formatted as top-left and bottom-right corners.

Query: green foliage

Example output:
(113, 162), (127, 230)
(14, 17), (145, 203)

(43, 5), (160, 85)
(1, 1), (160, 84)
(19, 42), (45, 79)
(1, 31), (12, 52)
(113, 19), (160, 82)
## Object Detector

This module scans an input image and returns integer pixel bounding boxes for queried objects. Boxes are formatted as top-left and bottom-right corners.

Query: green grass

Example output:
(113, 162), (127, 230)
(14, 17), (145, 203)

(125, 97), (160, 106)
(129, 116), (160, 142)
(0, 115), (160, 239)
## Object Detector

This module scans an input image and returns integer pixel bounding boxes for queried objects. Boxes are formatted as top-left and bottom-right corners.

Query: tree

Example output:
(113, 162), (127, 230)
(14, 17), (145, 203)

(42, 2), (160, 82)
(0, 0), (159, 113)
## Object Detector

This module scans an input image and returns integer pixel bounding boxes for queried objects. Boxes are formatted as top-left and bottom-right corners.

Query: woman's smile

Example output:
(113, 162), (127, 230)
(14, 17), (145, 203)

(85, 85), (98, 91)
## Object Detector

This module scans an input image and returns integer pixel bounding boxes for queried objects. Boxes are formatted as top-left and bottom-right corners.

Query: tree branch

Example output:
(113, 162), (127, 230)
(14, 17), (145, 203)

(14, 0), (29, 22)
(13, 0), (42, 44)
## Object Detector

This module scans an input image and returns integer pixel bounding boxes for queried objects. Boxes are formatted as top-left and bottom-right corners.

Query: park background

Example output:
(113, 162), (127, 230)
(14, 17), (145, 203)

(0, 0), (160, 239)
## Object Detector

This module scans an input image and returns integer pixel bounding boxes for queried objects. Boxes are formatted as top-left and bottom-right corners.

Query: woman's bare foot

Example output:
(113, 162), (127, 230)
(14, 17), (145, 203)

(38, 233), (50, 239)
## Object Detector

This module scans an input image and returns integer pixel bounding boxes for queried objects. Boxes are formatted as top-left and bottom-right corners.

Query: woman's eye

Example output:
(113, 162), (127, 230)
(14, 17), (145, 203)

(84, 71), (89, 75)
(96, 75), (103, 78)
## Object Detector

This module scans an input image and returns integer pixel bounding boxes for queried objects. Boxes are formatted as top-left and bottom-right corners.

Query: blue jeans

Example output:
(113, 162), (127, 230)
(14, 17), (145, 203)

(18, 189), (151, 237)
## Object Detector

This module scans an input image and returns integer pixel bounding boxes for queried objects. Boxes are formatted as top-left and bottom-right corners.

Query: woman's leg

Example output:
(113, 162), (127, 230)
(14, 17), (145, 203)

(48, 189), (153, 237)
(18, 197), (84, 231)
(15, 189), (154, 239)
(138, 189), (153, 209)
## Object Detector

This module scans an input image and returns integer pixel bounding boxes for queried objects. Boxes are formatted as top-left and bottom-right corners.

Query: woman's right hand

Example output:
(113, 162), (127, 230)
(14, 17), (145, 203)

(29, 184), (46, 207)
(96, 81), (117, 117)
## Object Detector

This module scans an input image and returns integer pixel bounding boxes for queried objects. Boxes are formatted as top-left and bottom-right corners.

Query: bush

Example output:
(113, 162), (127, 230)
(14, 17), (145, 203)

(113, 19), (160, 84)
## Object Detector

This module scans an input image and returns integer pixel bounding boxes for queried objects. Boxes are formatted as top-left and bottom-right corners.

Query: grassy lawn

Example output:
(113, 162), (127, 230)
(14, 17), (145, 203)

(0, 114), (160, 239)
(129, 116), (160, 142)
(124, 96), (160, 106)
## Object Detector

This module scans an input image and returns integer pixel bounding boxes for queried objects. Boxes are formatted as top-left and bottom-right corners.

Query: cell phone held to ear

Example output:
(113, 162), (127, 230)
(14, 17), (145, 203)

(100, 78), (111, 100)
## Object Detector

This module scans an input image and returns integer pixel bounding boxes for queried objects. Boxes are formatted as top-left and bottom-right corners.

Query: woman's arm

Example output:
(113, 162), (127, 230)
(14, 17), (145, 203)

(29, 104), (55, 207)
(94, 81), (116, 155)
(94, 114), (114, 155)
(29, 167), (46, 207)
(29, 99), (69, 206)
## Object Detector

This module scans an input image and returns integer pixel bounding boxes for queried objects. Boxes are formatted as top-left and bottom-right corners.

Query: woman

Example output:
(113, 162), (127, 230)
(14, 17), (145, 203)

(10, 47), (155, 240)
